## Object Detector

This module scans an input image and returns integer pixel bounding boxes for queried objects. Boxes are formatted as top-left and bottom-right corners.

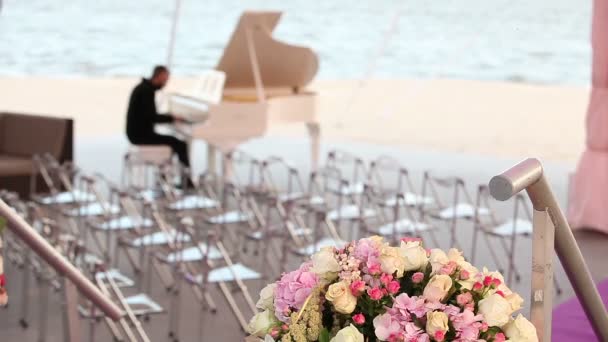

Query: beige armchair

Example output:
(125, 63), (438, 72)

(0, 112), (73, 197)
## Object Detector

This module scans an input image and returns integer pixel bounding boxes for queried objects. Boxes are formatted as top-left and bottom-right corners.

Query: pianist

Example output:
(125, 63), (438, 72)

(126, 66), (192, 178)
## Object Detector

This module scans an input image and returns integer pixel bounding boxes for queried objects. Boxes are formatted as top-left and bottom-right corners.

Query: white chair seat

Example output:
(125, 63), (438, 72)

(437, 203), (489, 220)
(169, 195), (219, 210)
(164, 243), (223, 263)
(329, 182), (365, 196)
(38, 190), (95, 205)
(93, 216), (153, 231)
(95, 269), (135, 288)
(191, 263), (261, 283)
(128, 145), (172, 165)
(491, 219), (533, 236)
(294, 237), (346, 256)
(131, 230), (191, 247)
(327, 205), (376, 221)
(373, 219), (432, 235)
(207, 210), (252, 224)
(384, 192), (434, 207)
(78, 293), (163, 318)
(65, 202), (120, 217)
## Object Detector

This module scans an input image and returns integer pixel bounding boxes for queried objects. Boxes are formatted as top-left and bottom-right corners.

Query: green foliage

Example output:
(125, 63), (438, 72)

(318, 328), (330, 342)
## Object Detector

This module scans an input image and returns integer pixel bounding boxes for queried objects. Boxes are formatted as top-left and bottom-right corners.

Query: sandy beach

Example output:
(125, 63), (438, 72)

(0, 77), (589, 163)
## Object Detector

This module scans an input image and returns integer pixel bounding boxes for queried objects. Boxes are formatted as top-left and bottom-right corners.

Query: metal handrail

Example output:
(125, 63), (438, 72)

(489, 158), (608, 340)
(0, 199), (123, 321)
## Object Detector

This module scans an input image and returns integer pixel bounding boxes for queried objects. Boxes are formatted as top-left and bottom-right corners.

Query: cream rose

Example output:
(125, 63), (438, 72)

(478, 293), (512, 327)
(256, 283), (276, 310)
(400, 240), (428, 272)
(331, 324), (364, 342)
(429, 249), (449, 275)
(380, 246), (407, 277)
(326, 281), (357, 314)
(311, 247), (341, 280)
(503, 314), (539, 342)
(423, 275), (453, 302)
(247, 309), (278, 337)
(426, 311), (449, 337)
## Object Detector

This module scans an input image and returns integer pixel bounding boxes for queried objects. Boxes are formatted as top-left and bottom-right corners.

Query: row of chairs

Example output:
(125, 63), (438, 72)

(1, 147), (556, 341)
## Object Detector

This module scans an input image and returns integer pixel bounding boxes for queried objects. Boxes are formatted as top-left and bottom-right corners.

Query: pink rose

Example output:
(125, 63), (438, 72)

(350, 280), (366, 296)
(352, 313), (366, 325)
(483, 276), (493, 287)
(387, 281), (401, 294)
(456, 292), (473, 306)
(473, 282), (483, 291)
(439, 261), (457, 275)
(434, 330), (446, 342)
(492, 278), (502, 287)
(412, 272), (425, 284)
(459, 269), (470, 280)
(368, 287), (384, 300)
(380, 273), (393, 286)
(494, 332), (506, 342)
(368, 263), (382, 275)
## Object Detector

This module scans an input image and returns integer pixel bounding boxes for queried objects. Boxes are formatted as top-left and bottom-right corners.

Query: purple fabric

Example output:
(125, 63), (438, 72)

(552, 279), (608, 341)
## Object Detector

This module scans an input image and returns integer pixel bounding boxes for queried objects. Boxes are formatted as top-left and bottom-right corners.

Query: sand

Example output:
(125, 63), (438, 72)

(0, 77), (589, 162)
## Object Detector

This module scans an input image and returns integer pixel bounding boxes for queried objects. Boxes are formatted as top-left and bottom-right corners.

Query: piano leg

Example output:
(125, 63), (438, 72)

(307, 122), (321, 171)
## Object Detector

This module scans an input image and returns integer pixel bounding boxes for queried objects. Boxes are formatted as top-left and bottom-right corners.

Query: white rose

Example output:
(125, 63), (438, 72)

(506, 292), (524, 313)
(400, 241), (428, 272)
(256, 283), (276, 310)
(429, 249), (449, 275)
(478, 293), (512, 327)
(380, 246), (407, 278)
(311, 247), (341, 280)
(247, 310), (278, 337)
(326, 281), (357, 314)
(423, 275), (453, 302)
(447, 248), (465, 264)
(331, 324), (364, 342)
(503, 314), (539, 342)
(426, 311), (449, 337)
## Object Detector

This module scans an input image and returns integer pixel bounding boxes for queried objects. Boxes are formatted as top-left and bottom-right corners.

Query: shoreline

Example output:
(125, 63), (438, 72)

(0, 77), (589, 163)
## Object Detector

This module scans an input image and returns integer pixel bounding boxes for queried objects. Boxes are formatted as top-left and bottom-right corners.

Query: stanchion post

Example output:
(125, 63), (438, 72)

(530, 209), (554, 341)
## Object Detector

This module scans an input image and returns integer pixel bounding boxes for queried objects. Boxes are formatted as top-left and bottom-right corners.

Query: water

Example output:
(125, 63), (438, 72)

(0, 0), (592, 85)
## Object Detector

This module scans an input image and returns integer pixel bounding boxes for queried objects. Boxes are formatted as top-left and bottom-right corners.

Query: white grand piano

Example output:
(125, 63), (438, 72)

(169, 11), (320, 173)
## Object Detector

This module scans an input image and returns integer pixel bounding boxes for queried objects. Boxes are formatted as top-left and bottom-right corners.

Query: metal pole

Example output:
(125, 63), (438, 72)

(489, 158), (608, 340)
(167, 0), (182, 68)
(0, 199), (123, 321)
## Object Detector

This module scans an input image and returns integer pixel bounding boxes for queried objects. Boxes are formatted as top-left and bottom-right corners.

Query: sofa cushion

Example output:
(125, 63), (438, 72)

(0, 154), (33, 176)
(0, 113), (67, 158)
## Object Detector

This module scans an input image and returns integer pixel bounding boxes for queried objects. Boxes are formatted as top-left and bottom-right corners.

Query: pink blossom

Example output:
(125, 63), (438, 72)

(443, 304), (461, 317)
(387, 281), (401, 294)
(459, 269), (470, 280)
(368, 262), (382, 275)
(439, 261), (457, 275)
(368, 287), (384, 300)
(412, 272), (425, 284)
(496, 290), (505, 298)
(274, 262), (319, 322)
(388, 333), (405, 342)
(492, 278), (502, 287)
(494, 332), (506, 342)
(270, 328), (280, 339)
(483, 276), (493, 287)
(480, 322), (488, 332)
(353, 237), (381, 262)
(473, 282), (483, 291)
(451, 309), (484, 340)
(353, 313), (366, 325)
(350, 280), (366, 296)
(456, 292), (473, 306)
(434, 331), (446, 342)
(401, 237), (422, 244)
(404, 322), (429, 341)
(393, 293), (427, 318)
(373, 313), (401, 341)
(381, 273), (394, 286)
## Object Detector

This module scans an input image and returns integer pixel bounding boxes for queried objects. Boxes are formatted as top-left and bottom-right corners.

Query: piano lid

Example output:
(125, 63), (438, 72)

(216, 11), (319, 89)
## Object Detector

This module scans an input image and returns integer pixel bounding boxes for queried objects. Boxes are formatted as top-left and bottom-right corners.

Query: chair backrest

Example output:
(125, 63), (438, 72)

(190, 70), (226, 105)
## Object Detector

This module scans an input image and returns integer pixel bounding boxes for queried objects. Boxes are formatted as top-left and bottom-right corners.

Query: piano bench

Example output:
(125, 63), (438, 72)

(122, 145), (174, 190)
(125, 145), (173, 165)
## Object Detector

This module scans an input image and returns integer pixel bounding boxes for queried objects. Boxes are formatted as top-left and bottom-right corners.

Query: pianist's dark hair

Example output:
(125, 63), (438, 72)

(151, 65), (169, 78)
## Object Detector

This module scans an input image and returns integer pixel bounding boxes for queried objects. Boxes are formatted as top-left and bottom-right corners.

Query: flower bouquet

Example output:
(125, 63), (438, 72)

(247, 236), (537, 342)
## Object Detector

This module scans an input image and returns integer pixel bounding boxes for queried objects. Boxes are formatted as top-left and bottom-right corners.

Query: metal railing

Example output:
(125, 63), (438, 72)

(489, 158), (608, 341)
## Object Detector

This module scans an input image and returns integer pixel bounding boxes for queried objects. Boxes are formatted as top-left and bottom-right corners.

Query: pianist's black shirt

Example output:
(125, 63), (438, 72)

(126, 78), (173, 142)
